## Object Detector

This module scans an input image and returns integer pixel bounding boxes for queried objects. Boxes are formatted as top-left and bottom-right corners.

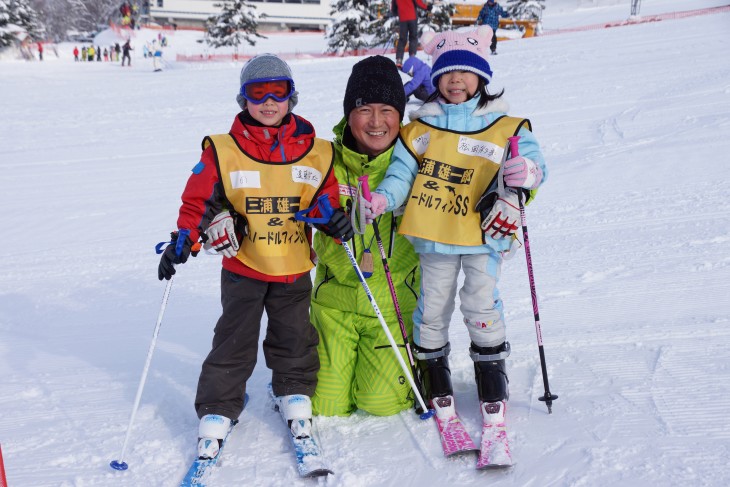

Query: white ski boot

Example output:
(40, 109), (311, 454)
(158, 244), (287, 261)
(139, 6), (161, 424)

(197, 414), (232, 459)
(275, 394), (312, 439)
(480, 400), (506, 425)
(431, 394), (457, 419)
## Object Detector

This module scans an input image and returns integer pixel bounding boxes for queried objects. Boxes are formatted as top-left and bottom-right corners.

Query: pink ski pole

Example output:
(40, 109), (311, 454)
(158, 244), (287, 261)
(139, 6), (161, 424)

(507, 136), (558, 413)
(0, 444), (7, 487)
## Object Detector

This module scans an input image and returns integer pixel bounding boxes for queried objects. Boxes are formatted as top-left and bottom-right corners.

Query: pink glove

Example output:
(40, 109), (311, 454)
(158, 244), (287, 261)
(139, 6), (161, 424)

(362, 193), (388, 223)
(503, 156), (542, 189)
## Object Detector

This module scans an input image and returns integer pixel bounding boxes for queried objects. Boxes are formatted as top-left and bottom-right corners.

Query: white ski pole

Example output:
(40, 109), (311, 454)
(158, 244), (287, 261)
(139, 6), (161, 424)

(340, 239), (433, 419)
(314, 196), (434, 419)
(110, 274), (174, 470)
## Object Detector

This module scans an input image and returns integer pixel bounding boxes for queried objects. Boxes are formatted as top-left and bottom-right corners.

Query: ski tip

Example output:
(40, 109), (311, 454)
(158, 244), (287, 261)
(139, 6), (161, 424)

(419, 409), (436, 420)
(110, 460), (129, 471)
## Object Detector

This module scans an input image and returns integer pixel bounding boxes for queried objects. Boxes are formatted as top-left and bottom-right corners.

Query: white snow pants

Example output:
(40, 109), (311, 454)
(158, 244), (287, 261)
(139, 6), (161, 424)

(412, 253), (505, 350)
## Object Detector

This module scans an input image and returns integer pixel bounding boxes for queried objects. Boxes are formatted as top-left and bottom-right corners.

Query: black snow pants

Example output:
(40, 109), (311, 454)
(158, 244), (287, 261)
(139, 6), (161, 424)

(195, 268), (320, 420)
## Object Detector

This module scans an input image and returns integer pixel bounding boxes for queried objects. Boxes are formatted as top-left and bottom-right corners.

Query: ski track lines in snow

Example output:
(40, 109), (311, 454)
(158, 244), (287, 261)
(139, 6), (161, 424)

(507, 13), (730, 175)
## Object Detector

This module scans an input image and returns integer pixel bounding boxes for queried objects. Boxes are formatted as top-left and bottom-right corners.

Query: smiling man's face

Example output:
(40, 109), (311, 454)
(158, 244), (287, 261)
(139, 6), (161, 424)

(348, 103), (400, 158)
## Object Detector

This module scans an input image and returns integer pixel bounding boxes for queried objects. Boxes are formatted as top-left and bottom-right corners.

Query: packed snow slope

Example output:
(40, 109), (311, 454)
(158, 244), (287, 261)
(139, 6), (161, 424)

(1, 1), (729, 486)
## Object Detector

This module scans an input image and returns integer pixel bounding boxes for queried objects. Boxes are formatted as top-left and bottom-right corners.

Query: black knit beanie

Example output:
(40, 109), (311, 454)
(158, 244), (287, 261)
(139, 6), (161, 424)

(343, 56), (406, 122)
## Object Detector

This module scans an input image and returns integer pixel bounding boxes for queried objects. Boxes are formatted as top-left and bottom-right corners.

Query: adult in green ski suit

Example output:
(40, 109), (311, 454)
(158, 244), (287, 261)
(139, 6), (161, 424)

(311, 56), (420, 416)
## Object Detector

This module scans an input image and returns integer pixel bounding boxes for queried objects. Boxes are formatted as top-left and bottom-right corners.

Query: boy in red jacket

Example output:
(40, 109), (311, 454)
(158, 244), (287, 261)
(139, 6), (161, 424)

(158, 54), (353, 459)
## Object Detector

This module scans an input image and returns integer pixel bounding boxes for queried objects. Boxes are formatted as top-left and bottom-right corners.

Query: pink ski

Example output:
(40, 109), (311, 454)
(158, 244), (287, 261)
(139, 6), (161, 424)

(432, 396), (479, 457)
(476, 401), (513, 469)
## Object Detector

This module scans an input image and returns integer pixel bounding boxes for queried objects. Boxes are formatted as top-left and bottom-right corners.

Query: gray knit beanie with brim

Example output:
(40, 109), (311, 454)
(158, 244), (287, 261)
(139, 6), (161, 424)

(236, 53), (299, 113)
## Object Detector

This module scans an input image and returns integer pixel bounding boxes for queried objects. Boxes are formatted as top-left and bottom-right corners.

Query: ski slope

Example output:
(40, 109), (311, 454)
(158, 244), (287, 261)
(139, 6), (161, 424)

(1, 1), (729, 486)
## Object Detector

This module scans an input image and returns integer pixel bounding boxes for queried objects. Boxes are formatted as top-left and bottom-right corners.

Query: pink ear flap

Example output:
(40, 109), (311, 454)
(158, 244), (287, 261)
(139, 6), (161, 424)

(421, 31), (439, 55)
(475, 25), (494, 44)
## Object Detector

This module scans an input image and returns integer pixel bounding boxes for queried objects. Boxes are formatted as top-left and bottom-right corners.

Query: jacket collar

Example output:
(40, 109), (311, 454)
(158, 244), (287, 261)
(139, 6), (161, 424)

(230, 111), (315, 152)
(408, 95), (510, 122)
(332, 117), (396, 178)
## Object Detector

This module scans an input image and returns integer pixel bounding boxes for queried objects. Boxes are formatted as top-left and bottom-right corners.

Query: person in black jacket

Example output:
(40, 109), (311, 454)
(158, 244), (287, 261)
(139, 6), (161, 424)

(121, 40), (132, 67)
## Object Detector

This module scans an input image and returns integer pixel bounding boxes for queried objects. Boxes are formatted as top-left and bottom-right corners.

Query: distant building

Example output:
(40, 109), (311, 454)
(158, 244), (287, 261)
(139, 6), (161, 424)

(148, 0), (332, 31)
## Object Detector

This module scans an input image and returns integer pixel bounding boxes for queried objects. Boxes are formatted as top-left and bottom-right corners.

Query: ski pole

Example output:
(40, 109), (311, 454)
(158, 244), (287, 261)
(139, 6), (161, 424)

(0, 444), (7, 487)
(506, 136), (558, 414)
(111, 232), (192, 470)
(358, 176), (427, 411)
(382, 34), (391, 55)
(298, 196), (434, 419)
(110, 275), (173, 470)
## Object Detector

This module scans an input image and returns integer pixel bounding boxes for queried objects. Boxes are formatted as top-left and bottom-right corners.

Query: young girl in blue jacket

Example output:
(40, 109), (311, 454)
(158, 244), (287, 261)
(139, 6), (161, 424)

(366, 26), (547, 424)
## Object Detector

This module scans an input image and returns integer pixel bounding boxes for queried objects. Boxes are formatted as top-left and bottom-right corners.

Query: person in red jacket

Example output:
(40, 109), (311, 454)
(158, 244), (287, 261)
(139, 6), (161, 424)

(157, 53), (353, 459)
(73, 46), (79, 61)
(392, 0), (430, 67)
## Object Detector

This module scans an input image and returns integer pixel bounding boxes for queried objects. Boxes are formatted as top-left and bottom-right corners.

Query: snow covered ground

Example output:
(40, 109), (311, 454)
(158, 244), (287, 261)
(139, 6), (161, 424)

(1, 1), (729, 486)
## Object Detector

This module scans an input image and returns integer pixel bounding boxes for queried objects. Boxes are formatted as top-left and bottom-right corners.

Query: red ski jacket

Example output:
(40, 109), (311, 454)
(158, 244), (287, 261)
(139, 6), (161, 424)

(394, 0), (429, 22)
(176, 111), (340, 283)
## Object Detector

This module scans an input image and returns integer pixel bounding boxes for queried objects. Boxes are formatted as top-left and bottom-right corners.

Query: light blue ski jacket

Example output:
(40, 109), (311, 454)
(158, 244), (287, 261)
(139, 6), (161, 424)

(374, 94), (547, 255)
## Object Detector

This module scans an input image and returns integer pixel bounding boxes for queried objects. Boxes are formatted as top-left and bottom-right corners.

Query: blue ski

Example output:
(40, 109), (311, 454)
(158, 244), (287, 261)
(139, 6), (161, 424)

(179, 393), (249, 487)
(268, 384), (333, 477)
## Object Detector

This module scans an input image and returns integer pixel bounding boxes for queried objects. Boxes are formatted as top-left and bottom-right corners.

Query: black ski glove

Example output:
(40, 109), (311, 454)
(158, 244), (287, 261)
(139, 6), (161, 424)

(158, 231), (194, 280)
(319, 208), (354, 242)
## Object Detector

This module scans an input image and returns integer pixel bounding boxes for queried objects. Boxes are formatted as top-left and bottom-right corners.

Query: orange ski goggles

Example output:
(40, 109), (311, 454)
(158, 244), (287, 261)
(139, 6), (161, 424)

(240, 77), (295, 104)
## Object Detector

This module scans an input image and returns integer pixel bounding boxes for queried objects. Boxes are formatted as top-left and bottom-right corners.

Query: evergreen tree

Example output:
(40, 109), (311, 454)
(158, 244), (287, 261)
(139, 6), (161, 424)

(417, 0), (455, 36)
(505, 0), (545, 22)
(0, 1), (14, 48)
(367, 0), (398, 48)
(29, 0), (119, 42)
(325, 0), (370, 55)
(1, 0), (43, 47)
(205, 0), (265, 54)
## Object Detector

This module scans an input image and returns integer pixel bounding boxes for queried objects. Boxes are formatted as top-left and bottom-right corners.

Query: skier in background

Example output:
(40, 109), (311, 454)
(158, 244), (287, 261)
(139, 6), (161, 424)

(37, 42), (43, 61)
(476, 0), (510, 54)
(121, 40), (132, 66)
(365, 27), (547, 427)
(152, 41), (163, 71)
(157, 53), (351, 459)
(73, 46), (79, 61)
(392, 0), (430, 67)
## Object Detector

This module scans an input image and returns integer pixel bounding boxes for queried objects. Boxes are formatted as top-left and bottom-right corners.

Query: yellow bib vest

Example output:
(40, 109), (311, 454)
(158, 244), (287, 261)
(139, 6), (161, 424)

(398, 116), (531, 246)
(204, 134), (334, 276)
